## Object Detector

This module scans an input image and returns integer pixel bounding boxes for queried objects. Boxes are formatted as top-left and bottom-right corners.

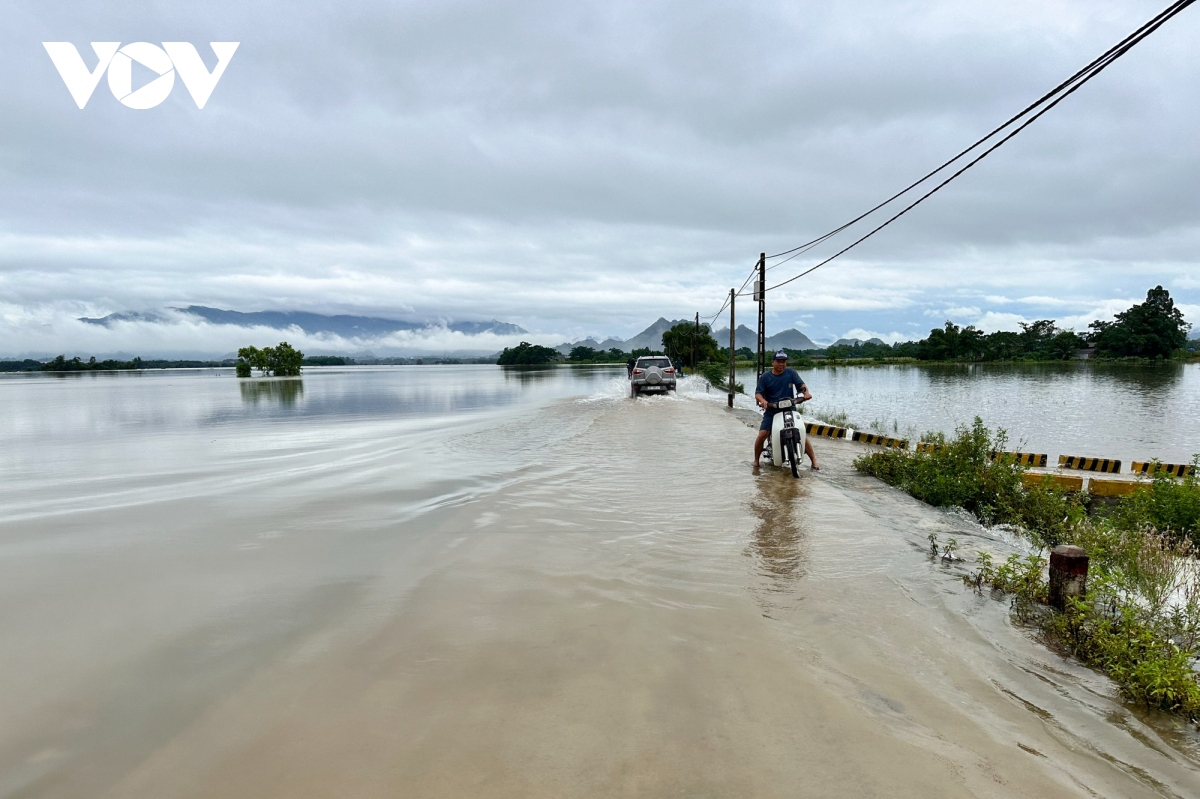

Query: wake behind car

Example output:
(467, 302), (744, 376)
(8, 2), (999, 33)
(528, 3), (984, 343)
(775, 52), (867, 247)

(629, 356), (676, 396)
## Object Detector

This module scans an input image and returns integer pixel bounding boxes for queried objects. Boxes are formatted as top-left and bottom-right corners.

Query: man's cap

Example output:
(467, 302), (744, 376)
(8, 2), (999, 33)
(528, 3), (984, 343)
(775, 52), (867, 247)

(772, 350), (788, 360)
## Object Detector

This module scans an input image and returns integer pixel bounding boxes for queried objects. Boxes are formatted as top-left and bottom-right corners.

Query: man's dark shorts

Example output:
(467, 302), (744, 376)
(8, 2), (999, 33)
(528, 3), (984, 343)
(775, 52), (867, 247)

(759, 411), (775, 432)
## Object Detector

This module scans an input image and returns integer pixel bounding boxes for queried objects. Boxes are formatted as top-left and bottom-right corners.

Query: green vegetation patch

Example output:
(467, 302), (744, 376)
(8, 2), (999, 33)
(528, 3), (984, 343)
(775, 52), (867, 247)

(696, 361), (743, 394)
(857, 420), (1200, 719)
(237, 342), (304, 377)
(497, 341), (559, 365)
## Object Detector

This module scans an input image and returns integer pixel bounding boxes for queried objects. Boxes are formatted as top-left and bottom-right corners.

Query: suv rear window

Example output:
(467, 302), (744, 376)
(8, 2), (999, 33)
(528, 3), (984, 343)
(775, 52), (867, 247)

(638, 358), (671, 369)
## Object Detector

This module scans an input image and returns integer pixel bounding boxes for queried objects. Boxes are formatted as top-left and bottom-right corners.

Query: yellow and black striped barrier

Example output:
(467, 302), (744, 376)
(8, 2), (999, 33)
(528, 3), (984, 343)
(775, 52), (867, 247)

(804, 422), (847, 439)
(991, 451), (1048, 467)
(1058, 455), (1121, 473)
(1131, 461), (1194, 478)
(851, 431), (909, 449)
(1021, 473), (1083, 492)
(916, 442), (942, 454)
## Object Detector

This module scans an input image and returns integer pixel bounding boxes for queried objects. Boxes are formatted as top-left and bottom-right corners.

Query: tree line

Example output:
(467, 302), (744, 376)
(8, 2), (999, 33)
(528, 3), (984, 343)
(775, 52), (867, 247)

(500, 322), (725, 366)
(844, 286), (1192, 362)
(498, 286), (1193, 369)
(0, 355), (228, 372)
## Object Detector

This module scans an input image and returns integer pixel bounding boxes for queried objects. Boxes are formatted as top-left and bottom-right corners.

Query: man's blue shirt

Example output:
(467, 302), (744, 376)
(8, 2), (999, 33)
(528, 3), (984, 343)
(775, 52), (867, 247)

(756, 368), (806, 404)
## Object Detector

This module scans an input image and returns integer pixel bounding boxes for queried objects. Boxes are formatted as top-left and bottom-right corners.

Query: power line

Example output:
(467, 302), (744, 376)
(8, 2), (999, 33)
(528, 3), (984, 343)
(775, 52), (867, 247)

(765, 0), (1195, 291)
(703, 259), (759, 325)
(762, 0), (1194, 267)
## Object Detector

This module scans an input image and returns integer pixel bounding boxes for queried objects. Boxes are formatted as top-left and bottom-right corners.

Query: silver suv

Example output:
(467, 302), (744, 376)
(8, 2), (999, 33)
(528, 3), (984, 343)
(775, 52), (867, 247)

(630, 356), (676, 395)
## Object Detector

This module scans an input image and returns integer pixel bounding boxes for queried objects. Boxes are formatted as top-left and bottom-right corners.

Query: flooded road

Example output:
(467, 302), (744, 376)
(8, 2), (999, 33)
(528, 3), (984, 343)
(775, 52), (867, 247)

(1, 366), (1197, 797)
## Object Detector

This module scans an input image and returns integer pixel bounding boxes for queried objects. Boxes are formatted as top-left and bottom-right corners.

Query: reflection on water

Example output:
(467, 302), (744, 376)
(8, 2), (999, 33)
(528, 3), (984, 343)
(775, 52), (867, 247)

(736, 362), (1200, 465)
(746, 474), (809, 617)
(2, 364), (1199, 794)
(239, 379), (305, 407)
(501, 365), (560, 383)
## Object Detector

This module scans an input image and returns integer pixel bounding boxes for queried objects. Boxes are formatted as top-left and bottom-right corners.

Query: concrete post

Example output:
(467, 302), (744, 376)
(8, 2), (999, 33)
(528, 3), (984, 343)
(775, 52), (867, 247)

(1048, 544), (1088, 610)
(727, 288), (735, 408)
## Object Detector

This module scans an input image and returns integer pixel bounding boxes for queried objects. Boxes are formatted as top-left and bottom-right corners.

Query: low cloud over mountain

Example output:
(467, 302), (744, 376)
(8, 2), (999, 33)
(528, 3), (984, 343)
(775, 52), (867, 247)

(1, 306), (538, 359)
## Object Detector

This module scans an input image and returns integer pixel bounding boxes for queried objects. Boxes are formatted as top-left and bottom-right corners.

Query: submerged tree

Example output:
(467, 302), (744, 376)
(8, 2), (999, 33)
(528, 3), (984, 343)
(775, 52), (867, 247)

(236, 342), (305, 377)
(497, 341), (559, 365)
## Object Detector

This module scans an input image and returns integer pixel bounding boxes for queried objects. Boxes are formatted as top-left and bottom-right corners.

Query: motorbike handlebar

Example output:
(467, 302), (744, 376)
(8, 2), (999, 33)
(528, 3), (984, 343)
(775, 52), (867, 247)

(764, 397), (808, 411)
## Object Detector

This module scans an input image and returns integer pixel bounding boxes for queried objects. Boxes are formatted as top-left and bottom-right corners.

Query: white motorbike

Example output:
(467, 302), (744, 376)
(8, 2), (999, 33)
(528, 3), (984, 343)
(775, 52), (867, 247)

(761, 393), (808, 478)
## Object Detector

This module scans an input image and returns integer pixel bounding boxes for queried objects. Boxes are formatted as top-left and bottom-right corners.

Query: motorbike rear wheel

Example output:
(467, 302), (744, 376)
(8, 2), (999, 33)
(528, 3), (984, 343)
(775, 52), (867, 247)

(785, 437), (800, 478)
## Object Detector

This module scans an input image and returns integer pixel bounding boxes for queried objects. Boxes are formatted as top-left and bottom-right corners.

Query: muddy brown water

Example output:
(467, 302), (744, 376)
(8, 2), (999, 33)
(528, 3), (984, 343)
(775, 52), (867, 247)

(0, 366), (1197, 798)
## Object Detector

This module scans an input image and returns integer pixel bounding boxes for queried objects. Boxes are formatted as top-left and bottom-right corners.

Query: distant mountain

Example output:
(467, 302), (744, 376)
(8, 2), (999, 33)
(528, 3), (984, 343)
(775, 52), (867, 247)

(832, 337), (886, 347)
(79, 306), (527, 338)
(555, 337), (606, 356)
(622, 317), (690, 351)
(555, 317), (689, 355)
(558, 319), (821, 356)
(713, 326), (820, 352)
(711, 324), (758, 350)
(766, 329), (819, 351)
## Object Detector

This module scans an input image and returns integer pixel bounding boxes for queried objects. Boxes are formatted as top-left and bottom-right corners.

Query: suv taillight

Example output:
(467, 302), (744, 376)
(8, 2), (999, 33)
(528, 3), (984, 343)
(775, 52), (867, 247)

(664, 367), (674, 374)
(632, 369), (644, 375)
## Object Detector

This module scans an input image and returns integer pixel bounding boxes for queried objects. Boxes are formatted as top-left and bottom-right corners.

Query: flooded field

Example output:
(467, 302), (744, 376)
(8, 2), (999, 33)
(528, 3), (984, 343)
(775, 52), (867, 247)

(782, 361), (1200, 466)
(1, 365), (1198, 798)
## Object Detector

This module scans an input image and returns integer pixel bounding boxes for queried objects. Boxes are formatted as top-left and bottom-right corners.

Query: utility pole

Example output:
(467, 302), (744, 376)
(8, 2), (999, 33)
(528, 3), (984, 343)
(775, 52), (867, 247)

(693, 311), (699, 373)
(755, 252), (766, 380)
(727, 288), (735, 408)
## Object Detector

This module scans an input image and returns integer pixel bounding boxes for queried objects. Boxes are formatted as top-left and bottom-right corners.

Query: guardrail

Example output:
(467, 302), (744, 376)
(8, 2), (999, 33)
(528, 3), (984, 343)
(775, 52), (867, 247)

(1058, 455), (1121, 473)
(1131, 461), (1194, 478)
(991, 451), (1048, 467)
(851, 431), (908, 449)
(804, 422), (847, 439)
(804, 419), (1186, 481)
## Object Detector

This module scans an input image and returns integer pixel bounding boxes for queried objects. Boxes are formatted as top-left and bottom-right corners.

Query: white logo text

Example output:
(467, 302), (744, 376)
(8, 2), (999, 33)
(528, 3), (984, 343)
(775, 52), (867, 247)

(43, 42), (239, 109)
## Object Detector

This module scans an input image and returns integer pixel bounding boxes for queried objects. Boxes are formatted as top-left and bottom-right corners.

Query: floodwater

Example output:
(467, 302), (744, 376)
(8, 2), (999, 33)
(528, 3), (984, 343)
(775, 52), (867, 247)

(0, 364), (1197, 798)
(778, 361), (1200, 466)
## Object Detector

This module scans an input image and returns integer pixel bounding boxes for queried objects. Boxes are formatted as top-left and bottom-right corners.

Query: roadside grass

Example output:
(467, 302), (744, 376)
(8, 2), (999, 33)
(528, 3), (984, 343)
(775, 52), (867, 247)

(855, 419), (1200, 720)
(808, 407), (858, 429)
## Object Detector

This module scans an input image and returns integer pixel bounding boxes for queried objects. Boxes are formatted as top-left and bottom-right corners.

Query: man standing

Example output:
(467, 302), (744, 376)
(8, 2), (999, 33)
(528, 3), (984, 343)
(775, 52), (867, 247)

(754, 350), (819, 470)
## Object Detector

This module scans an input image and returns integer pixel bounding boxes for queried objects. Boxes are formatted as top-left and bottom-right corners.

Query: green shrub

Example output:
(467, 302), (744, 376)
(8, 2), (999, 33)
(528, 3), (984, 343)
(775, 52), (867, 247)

(862, 419), (1200, 719)
(1105, 458), (1200, 547)
(856, 418), (1020, 518)
(1046, 598), (1200, 718)
(697, 361), (743, 393)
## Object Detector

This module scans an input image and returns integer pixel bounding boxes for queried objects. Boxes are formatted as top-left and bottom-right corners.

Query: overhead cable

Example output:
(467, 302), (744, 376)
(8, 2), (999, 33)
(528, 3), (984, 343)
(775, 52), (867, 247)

(762, 0), (1194, 267)
(765, 0), (1195, 291)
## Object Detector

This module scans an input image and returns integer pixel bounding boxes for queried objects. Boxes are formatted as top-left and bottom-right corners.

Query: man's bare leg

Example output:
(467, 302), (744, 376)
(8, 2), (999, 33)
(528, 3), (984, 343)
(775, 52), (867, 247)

(754, 430), (769, 465)
(804, 438), (819, 470)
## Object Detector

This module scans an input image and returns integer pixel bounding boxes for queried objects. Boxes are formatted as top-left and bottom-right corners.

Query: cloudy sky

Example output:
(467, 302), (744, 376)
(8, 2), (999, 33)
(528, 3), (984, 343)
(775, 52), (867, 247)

(2, 0), (1198, 355)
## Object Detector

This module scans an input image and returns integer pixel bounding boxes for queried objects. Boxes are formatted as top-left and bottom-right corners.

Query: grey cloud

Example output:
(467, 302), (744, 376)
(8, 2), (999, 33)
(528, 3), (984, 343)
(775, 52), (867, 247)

(1, 0), (1198, 343)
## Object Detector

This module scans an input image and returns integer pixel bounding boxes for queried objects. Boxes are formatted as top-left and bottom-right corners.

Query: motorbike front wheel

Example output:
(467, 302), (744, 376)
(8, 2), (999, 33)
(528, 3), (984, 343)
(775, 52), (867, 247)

(785, 437), (800, 478)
